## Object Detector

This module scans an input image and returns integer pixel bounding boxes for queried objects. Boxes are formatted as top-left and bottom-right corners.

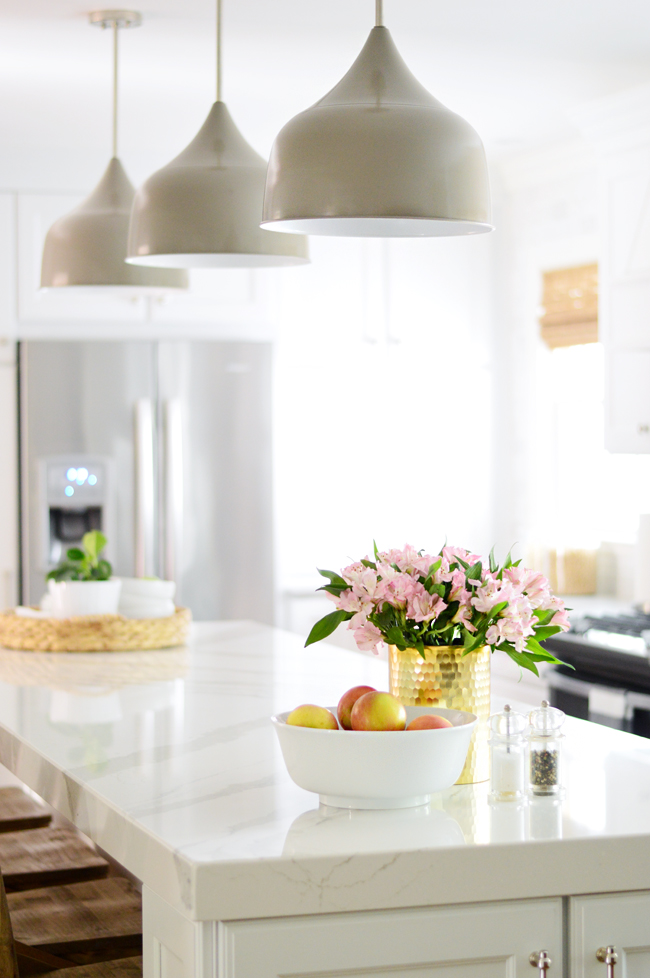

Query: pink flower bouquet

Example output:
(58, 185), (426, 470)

(305, 544), (571, 676)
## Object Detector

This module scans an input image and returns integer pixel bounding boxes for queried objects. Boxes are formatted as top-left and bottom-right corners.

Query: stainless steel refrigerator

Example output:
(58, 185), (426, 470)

(18, 340), (274, 622)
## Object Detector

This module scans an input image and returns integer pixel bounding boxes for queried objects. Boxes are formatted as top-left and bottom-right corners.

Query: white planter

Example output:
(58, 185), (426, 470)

(48, 579), (122, 619)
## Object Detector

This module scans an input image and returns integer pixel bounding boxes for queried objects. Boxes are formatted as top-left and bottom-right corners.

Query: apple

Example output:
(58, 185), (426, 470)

(337, 685), (376, 729)
(351, 691), (406, 731)
(286, 704), (339, 730)
(406, 714), (453, 730)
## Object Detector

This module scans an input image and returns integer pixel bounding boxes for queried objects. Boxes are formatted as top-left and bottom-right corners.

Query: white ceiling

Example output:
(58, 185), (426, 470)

(2, 0), (650, 191)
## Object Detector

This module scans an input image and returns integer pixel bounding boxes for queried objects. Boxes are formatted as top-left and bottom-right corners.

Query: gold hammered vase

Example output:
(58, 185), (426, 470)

(388, 644), (491, 784)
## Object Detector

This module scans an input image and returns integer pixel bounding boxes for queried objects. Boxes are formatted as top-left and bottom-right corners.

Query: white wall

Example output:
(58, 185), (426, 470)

(273, 232), (497, 610)
(491, 139), (601, 560)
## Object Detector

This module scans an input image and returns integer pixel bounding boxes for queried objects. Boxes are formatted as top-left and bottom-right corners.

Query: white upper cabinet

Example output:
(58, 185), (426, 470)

(571, 891), (650, 977)
(577, 90), (650, 451)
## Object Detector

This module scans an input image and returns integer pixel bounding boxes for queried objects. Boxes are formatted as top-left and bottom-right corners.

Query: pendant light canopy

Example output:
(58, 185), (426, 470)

(41, 11), (187, 293)
(261, 1), (493, 238)
(126, 0), (308, 268)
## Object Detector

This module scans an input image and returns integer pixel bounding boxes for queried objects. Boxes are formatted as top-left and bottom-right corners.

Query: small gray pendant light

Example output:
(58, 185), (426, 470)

(126, 0), (308, 268)
(262, 0), (493, 238)
(41, 12), (187, 292)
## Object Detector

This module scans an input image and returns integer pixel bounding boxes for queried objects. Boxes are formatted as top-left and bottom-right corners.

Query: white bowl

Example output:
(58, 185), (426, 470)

(272, 705), (477, 809)
(116, 578), (176, 600)
(47, 579), (122, 618)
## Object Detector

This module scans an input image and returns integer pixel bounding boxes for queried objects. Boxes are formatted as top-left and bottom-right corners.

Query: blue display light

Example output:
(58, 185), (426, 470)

(66, 468), (77, 481)
(65, 486), (74, 497)
(88, 474), (97, 486)
(76, 467), (89, 485)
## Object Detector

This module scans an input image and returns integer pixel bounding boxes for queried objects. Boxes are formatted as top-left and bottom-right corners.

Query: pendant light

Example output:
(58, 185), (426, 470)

(126, 0), (308, 268)
(261, 0), (493, 238)
(41, 11), (187, 292)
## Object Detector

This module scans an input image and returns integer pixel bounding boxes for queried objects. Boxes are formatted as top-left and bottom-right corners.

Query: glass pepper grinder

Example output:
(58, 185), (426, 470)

(489, 705), (527, 802)
(528, 700), (565, 796)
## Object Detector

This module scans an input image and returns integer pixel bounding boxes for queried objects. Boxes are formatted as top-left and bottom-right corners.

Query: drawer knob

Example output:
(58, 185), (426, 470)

(639, 424), (650, 434)
(529, 950), (552, 972)
(596, 946), (618, 976)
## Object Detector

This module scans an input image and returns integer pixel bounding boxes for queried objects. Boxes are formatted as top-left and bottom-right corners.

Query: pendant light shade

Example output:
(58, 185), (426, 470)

(126, 101), (308, 267)
(41, 10), (187, 293)
(126, 0), (308, 268)
(42, 157), (187, 290)
(261, 24), (493, 238)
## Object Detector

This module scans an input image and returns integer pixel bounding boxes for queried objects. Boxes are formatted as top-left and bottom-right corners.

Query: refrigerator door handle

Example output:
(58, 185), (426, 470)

(134, 398), (156, 578)
(163, 398), (183, 584)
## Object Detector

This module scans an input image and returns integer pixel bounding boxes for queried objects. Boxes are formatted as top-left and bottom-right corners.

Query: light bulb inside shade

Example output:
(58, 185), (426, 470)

(260, 217), (493, 237)
(262, 27), (492, 239)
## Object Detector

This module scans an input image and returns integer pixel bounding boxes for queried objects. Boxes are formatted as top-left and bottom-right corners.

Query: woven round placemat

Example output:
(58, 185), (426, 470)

(0, 607), (191, 653)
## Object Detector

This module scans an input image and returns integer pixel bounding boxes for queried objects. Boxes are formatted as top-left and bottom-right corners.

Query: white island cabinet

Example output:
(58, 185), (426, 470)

(0, 622), (650, 978)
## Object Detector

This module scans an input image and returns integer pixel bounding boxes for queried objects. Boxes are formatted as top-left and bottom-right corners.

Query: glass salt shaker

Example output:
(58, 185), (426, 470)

(489, 705), (527, 802)
(528, 700), (565, 796)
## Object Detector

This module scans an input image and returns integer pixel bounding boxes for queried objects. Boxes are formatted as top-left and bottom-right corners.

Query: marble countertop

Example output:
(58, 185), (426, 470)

(0, 621), (649, 921)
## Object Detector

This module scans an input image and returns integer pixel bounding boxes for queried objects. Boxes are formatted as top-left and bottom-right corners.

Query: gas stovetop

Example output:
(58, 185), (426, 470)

(546, 610), (650, 694)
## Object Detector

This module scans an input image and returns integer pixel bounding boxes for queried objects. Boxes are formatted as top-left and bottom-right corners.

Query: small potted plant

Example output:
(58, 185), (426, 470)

(46, 530), (121, 618)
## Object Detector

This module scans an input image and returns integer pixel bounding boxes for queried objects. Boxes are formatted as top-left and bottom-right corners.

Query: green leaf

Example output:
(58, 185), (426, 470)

(466, 561), (483, 582)
(489, 546), (498, 574)
(385, 626), (406, 646)
(489, 600), (508, 619)
(304, 610), (351, 647)
(317, 584), (348, 597)
(532, 625), (562, 642)
(373, 540), (380, 560)
(66, 548), (85, 561)
(503, 549), (513, 569)
(83, 530), (107, 565)
(504, 648), (539, 676)
(317, 569), (348, 589)
(94, 559), (112, 581)
(533, 608), (556, 626)
(360, 558), (377, 570)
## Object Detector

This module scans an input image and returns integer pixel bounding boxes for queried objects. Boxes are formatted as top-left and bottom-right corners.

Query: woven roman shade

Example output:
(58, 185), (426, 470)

(539, 263), (598, 349)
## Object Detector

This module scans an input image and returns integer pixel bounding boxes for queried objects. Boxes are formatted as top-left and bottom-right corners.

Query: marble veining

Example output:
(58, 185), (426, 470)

(0, 621), (649, 920)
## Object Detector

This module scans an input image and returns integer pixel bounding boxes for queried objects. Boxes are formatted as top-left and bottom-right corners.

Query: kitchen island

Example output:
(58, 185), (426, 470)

(0, 621), (648, 976)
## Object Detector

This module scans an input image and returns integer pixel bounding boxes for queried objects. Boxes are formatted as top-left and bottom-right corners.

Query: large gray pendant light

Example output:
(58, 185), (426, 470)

(41, 11), (187, 292)
(125, 0), (308, 268)
(261, 0), (493, 238)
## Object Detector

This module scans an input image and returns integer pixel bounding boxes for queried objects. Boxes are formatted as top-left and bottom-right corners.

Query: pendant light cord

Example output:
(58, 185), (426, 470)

(216, 0), (222, 102)
(375, 0), (383, 26)
(112, 19), (119, 157)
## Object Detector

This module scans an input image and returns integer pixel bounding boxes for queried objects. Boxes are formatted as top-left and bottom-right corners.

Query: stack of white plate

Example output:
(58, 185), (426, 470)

(116, 578), (176, 619)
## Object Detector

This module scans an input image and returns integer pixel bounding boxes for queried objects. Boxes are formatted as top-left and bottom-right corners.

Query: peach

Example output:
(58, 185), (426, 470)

(407, 714), (453, 730)
(337, 685), (376, 730)
(351, 691), (406, 731)
(286, 704), (339, 730)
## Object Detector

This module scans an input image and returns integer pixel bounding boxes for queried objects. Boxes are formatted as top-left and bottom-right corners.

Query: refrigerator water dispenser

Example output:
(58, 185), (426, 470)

(39, 457), (113, 570)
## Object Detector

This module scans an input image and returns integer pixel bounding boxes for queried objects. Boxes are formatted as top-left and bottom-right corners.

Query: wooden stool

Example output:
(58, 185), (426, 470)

(0, 787), (51, 834)
(47, 958), (142, 978)
(9, 876), (142, 970)
(0, 870), (142, 977)
(0, 825), (108, 892)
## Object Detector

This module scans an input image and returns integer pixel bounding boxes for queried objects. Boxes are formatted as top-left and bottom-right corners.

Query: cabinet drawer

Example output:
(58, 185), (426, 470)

(571, 891), (650, 978)
(221, 898), (563, 978)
